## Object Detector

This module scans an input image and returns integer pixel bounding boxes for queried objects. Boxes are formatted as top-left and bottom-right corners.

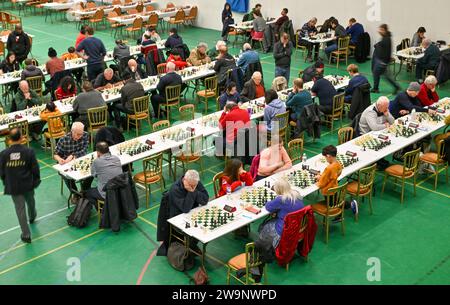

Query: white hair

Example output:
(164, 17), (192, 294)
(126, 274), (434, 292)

(422, 39), (432, 48)
(273, 178), (300, 203)
(71, 122), (84, 131)
(197, 42), (208, 49)
(376, 96), (390, 107)
(184, 170), (200, 182)
(243, 43), (252, 51)
(215, 40), (226, 50)
(424, 75), (438, 85)
(252, 71), (262, 79)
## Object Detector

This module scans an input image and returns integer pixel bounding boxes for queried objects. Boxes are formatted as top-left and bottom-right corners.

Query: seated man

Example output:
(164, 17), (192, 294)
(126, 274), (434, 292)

(412, 27), (426, 47)
(302, 60), (324, 82)
(124, 59), (146, 81)
(219, 102), (251, 145)
(164, 27), (184, 50)
(14, 80), (40, 111)
(112, 39), (131, 62)
(416, 39), (440, 82)
(85, 141), (123, 207)
(298, 17), (319, 62)
(187, 42), (211, 66)
(346, 18), (365, 45)
(113, 71), (146, 129)
(207, 40), (226, 61)
(389, 82), (437, 119)
(324, 19), (347, 58)
(237, 43), (260, 74)
(417, 75), (439, 106)
(72, 81), (105, 128)
(286, 78), (313, 121)
(273, 8), (289, 35)
(256, 137), (292, 181)
(359, 96), (394, 135)
(315, 145), (342, 196)
(241, 71), (265, 102)
(54, 122), (93, 201)
(93, 68), (121, 90)
(218, 82), (240, 109)
(21, 58), (44, 80)
(345, 64), (369, 102)
(166, 49), (190, 70)
(311, 75), (337, 115)
(150, 62), (183, 118)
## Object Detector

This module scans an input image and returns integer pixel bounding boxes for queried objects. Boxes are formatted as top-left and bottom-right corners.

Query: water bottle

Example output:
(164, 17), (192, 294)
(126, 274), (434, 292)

(302, 153), (307, 164)
(411, 108), (417, 121)
(226, 184), (232, 200)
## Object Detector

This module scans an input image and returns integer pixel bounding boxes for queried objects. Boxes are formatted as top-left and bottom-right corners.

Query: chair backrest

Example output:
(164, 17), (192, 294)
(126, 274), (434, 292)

(127, 9), (138, 15)
(26, 76), (43, 95)
(147, 13), (158, 26)
(0, 30), (11, 36)
(287, 138), (304, 163)
(132, 17), (143, 30)
(87, 105), (108, 131)
(166, 2), (175, 8)
(113, 6), (122, 15)
(107, 10), (118, 21)
(0, 41), (6, 56)
(124, 0), (132, 4)
(332, 93), (345, 117)
(86, 1), (96, 9)
(212, 171), (224, 198)
(179, 104), (195, 121)
(136, 2), (144, 12)
(337, 36), (350, 50)
(436, 139), (446, 162)
(153, 119), (170, 132)
(356, 163), (377, 193)
(146, 5), (155, 12)
(47, 114), (68, 137)
(165, 84), (181, 105)
(337, 127), (354, 145)
(112, 0), (121, 5)
(183, 135), (203, 157)
(244, 242), (263, 271)
(92, 9), (104, 20)
(132, 95), (149, 115)
(142, 153), (163, 180)
(188, 6), (198, 19)
(8, 120), (29, 141)
(401, 38), (411, 50)
(274, 111), (290, 135)
(157, 63), (166, 74)
(403, 148), (421, 174)
(204, 75), (218, 96)
(174, 9), (185, 22)
(323, 182), (348, 212)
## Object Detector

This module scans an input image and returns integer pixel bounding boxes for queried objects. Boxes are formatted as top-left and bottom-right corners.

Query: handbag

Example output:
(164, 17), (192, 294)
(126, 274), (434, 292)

(167, 242), (194, 272)
(191, 266), (209, 285)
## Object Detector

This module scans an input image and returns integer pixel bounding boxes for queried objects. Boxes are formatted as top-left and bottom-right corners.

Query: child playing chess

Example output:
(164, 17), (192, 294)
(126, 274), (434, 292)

(316, 145), (342, 195)
(218, 158), (253, 197)
(256, 137), (292, 181)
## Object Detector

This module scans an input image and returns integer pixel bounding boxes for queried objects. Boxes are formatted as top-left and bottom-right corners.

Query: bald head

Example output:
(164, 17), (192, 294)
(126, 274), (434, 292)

(19, 80), (29, 93)
(15, 24), (23, 33)
(252, 71), (262, 85)
(376, 96), (390, 113)
(128, 59), (137, 69)
(104, 68), (114, 80)
(422, 38), (432, 48)
(166, 62), (176, 72)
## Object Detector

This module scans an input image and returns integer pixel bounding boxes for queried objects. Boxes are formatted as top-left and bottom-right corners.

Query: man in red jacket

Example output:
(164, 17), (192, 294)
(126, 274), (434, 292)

(219, 102), (251, 144)
(166, 49), (191, 70)
(417, 75), (440, 106)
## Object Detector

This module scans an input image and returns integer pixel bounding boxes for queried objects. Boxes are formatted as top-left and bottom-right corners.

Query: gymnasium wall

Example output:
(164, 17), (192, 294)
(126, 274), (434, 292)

(156, 0), (450, 49)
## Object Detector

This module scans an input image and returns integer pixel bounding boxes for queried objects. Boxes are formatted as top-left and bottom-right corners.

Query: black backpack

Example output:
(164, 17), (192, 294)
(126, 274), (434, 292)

(67, 197), (92, 228)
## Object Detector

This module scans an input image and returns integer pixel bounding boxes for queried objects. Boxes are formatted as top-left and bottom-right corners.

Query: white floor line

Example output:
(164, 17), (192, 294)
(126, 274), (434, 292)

(0, 207), (67, 237)
(0, 239), (22, 263)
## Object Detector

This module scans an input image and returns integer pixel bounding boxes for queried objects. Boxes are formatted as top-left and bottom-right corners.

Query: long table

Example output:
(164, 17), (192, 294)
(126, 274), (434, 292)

(230, 18), (276, 31)
(108, 6), (191, 25)
(167, 97), (450, 265)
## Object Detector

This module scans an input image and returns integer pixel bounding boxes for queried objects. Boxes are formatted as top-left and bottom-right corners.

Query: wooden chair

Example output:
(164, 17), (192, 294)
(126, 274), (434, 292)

(6, 120), (29, 147)
(226, 242), (268, 285)
(294, 32), (308, 60)
(97, 199), (105, 225)
(311, 182), (348, 243)
(346, 164), (377, 222)
(337, 127), (354, 145)
(107, 11), (125, 38)
(179, 104), (195, 122)
(135, 2), (144, 13)
(88, 9), (105, 30)
(174, 135), (203, 178)
(127, 95), (151, 137)
(287, 138), (304, 163)
(152, 120), (170, 132)
(43, 114), (68, 155)
(127, 9), (138, 15)
(166, 2), (176, 8)
(184, 6), (197, 26)
(158, 84), (181, 121)
(382, 148), (421, 204)
(156, 63), (167, 75)
(329, 36), (350, 69)
(85, 1), (96, 9)
(420, 140), (448, 190)
(147, 13), (158, 28)
(26, 75), (43, 96)
(228, 26), (246, 48)
(272, 111), (290, 145)
(196, 75), (217, 113)
(323, 93), (345, 133)
(87, 105), (108, 149)
(125, 17), (143, 39)
(212, 171), (224, 198)
(167, 9), (185, 31)
(146, 5), (155, 12)
(134, 153), (165, 208)
(111, 0), (121, 5)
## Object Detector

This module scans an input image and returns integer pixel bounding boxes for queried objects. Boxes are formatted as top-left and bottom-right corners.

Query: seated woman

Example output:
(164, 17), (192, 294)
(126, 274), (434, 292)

(258, 178), (304, 248)
(263, 89), (286, 132)
(256, 138), (292, 181)
(0, 52), (20, 94)
(55, 75), (77, 100)
(218, 158), (253, 197)
(39, 102), (63, 143)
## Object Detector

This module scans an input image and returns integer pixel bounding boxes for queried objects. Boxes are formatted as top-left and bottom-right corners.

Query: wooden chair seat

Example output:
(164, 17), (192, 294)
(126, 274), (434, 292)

(311, 202), (342, 217)
(227, 253), (246, 269)
(128, 112), (148, 119)
(385, 165), (414, 178)
(176, 154), (200, 162)
(134, 172), (161, 184)
(289, 121), (297, 127)
(420, 152), (440, 164)
(6, 136), (27, 146)
(196, 90), (216, 98)
(44, 130), (65, 139)
(346, 181), (370, 196)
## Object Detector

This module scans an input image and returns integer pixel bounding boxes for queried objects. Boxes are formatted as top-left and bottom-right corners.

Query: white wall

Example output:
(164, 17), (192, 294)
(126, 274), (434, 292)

(158, 0), (450, 47)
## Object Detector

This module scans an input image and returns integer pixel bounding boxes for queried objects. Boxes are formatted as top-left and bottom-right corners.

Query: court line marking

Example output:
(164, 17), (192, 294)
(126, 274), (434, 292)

(136, 247), (158, 285)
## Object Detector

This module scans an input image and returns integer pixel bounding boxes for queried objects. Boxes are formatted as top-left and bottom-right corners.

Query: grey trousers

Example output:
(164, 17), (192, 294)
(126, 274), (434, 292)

(11, 191), (37, 239)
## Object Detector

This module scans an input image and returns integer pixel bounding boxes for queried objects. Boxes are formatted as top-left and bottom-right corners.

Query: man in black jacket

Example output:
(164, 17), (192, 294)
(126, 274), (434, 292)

(213, 45), (237, 90)
(416, 39), (441, 81)
(150, 62), (183, 117)
(0, 128), (40, 243)
(273, 32), (293, 84)
(6, 24), (30, 64)
(241, 71), (265, 102)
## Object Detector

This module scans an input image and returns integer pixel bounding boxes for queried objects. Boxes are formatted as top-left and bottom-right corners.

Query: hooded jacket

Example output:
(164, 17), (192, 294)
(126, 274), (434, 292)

(6, 31), (30, 58)
(21, 65), (44, 80)
(264, 98), (286, 131)
(113, 43), (131, 61)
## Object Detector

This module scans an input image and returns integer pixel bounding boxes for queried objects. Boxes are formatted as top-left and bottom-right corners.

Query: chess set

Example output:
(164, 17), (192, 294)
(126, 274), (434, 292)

(23, 105), (46, 117)
(187, 206), (236, 232)
(116, 140), (153, 156)
(244, 99), (264, 115)
(200, 114), (220, 128)
(7, 71), (21, 79)
(336, 153), (359, 167)
(325, 75), (349, 87)
(69, 155), (95, 175)
(60, 96), (76, 106)
(66, 58), (85, 66)
(415, 112), (444, 124)
(405, 47), (424, 56)
(436, 98), (450, 111)
(310, 32), (333, 40)
(388, 123), (418, 138)
(139, 76), (158, 88)
(102, 86), (122, 97)
(286, 167), (319, 189)
(354, 135), (392, 151)
(239, 185), (277, 209)
(160, 127), (196, 142)
(0, 115), (16, 126)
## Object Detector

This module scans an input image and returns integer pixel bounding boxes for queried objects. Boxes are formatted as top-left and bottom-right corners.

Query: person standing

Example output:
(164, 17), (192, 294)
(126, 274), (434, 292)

(273, 32), (293, 84)
(76, 26), (107, 82)
(75, 25), (87, 49)
(0, 128), (40, 243)
(371, 24), (400, 94)
(6, 24), (30, 64)
(221, 2), (234, 42)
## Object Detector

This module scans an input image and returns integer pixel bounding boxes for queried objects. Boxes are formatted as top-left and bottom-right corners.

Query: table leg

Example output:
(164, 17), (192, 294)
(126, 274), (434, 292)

(395, 58), (403, 80)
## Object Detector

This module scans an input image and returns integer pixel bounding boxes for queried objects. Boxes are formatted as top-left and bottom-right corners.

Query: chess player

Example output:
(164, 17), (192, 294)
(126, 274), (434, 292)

(72, 81), (106, 128)
(389, 82), (437, 119)
(417, 75), (439, 107)
(187, 42), (211, 66)
(415, 39), (440, 82)
(114, 71), (145, 130)
(256, 137), (292, 181)
(315, 145), (342, 195)
(258, 179), (304, 248)
(359, 96), (395, 135)
(150, 62), (183, 118)
(218, 158), (253, 197)
(93, 68), (121, 89)
(241, 71), (265, 102)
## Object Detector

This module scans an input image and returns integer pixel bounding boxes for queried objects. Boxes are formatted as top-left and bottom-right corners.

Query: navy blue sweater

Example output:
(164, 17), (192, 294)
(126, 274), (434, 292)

(345, 74), (369, 100)
(76, 36), (106, 65)
(389, 91), (427, 119)
(311, 78), (337, 107)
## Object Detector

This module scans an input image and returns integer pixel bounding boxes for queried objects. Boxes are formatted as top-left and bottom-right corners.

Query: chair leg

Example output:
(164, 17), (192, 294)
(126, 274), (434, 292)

(145, 184), (149, 209)
(369, 192), (373, 215)
(434, 165), (439, 190)
(400, 179), (405, 204)
(341, 213), (345, 236)
(226, 266), (231, 285)
(381, 174), (387, 195)
(325, 217), (329, 243)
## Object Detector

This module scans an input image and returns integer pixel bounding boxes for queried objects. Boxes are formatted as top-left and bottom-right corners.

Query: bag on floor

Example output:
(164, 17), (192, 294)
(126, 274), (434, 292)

(167, 242), (194, 272)
(67, 197), (92, 228)
(191, 266), (209, 285)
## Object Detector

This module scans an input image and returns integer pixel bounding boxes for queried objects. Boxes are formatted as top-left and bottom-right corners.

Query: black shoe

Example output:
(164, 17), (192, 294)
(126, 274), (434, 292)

(21, 235), (32, 243)
(371, 89), (380, 93)
(29, 217), (36, 224)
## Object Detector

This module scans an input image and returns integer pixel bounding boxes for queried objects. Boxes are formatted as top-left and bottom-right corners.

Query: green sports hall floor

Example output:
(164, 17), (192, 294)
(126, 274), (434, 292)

(0, 6), (449, 285)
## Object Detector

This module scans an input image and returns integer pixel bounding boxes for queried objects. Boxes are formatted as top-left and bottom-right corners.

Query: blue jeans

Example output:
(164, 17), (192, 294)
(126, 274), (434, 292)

(325, 44), (338, 57)
(275, 66), (290, 85)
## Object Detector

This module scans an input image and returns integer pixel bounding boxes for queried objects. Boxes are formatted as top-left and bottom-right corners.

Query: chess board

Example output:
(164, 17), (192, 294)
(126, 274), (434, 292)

(60, 97), (76, 106)
(201, 114), (220, 128)
(243, 100), (264, 115)
(286, 168), (317, 189)
(0, 115), (16, 125)
(388, 124), (418, 138)
(239, 186), (277, 208)
(354, 135), (392, 151)
(324, 75), (350, 87)
(116, 140), (151, 156)
(415, 112), (444, 124)
(160, 127), (194, 142)
(70, 155), (95, 174)
(139, 77), (158, 88)
(336, 153), (359, 168)
(436, 98), (450, 111)
(23, 105), (46, 117)
(189, 206), (236, 232)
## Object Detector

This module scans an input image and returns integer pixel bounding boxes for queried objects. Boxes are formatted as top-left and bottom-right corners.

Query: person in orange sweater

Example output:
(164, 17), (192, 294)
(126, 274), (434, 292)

(218, 158), (253, 197)
(61, 46), (84, 84)
(256, 138), (292, 181)
(38, 102), (63, 143)
(166, 49), (191, 70)
(316, 145), (342, 195)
